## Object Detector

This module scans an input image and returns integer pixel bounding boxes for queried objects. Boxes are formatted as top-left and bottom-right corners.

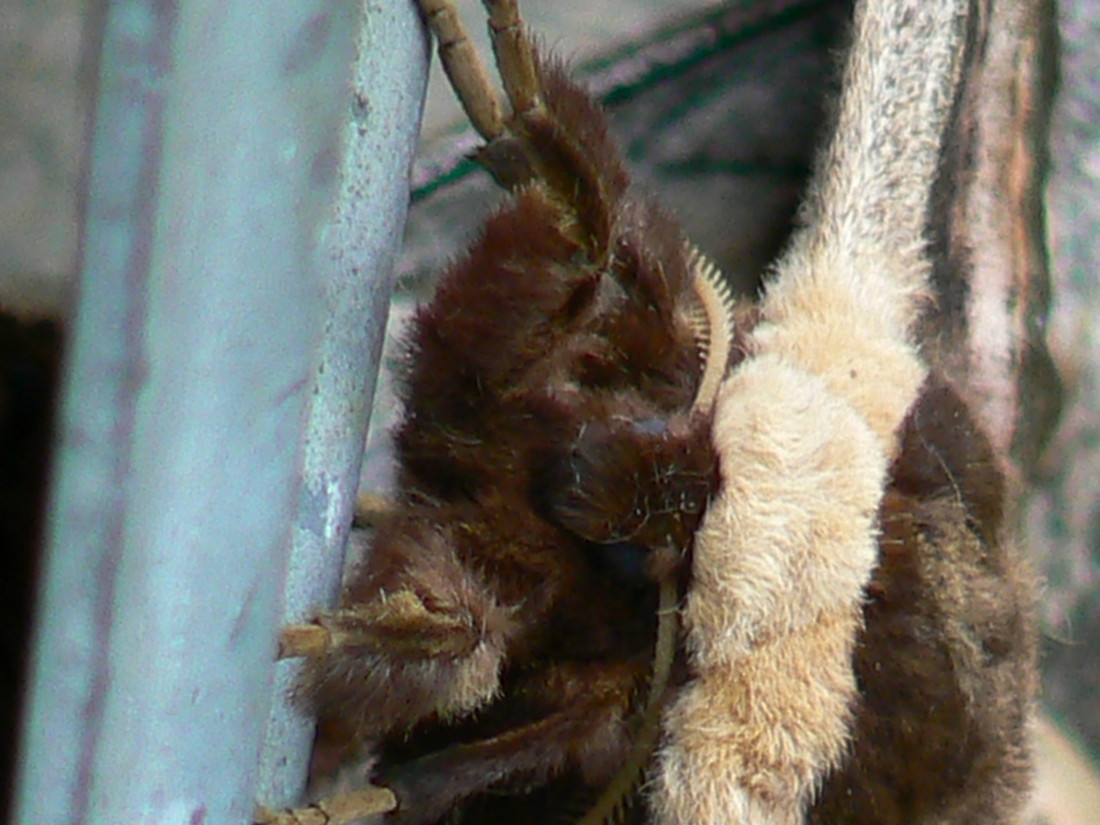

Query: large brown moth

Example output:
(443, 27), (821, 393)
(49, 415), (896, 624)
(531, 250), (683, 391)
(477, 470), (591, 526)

(259, 0), (1039, 823)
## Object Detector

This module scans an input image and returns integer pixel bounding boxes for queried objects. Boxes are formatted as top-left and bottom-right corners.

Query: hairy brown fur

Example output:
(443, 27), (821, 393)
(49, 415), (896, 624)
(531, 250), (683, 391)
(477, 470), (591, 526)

(289, 7), (729, 822)
(810, 376), (1036, 825)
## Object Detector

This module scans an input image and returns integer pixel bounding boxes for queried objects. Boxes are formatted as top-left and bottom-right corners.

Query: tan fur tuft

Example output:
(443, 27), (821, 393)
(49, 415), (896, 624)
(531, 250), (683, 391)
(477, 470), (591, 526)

(653, 359), (885, 824)
(650, 1), (972, 822)
(753, 273), (927, 453)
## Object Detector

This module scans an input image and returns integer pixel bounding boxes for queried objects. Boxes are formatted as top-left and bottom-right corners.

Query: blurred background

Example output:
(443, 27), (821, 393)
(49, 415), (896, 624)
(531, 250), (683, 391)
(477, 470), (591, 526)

(2, 0), (1098, 821)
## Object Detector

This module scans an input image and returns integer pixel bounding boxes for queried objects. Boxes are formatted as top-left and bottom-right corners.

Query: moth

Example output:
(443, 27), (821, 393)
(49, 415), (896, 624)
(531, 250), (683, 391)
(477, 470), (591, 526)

(259, 0), (1038, 823)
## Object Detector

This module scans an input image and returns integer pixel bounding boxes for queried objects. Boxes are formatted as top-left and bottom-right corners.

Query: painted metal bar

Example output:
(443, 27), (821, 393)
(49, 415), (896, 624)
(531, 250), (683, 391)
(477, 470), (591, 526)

(13, 1), (358, 824)
(255, 1), (430, 807)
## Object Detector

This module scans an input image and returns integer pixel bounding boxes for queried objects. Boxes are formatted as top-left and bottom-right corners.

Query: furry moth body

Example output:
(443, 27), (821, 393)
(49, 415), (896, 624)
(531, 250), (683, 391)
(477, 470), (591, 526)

(263, 1), (1038, 823)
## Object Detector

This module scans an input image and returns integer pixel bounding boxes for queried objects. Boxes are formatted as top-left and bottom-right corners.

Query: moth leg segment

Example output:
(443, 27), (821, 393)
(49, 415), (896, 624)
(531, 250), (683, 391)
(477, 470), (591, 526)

(417, 0), (504, 142)
(483, 0), (541, 123)
(277, 591), (485, 662)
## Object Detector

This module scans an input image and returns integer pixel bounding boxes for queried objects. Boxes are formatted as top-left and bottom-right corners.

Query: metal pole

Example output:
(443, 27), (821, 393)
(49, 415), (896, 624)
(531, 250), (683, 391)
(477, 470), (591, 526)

(256, 1), (430, 806)
(13, 1), (359, 823)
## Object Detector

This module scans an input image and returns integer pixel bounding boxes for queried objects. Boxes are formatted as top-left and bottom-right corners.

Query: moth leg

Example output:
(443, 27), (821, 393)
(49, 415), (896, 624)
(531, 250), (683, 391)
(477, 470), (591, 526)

(258, 713), (604, 825)
(378, 661), (642, 825)
(421, 0), (540, 131)
(277, 492), (394, 660)
(416, 0), (554, 149)
(483, 0), (540, 121)
(253, 786), (395, 825)
(277, 591), (481, 662)
(262, 662), (639, 825)
(417, 0), (504, 141)
(293, 519), (518, 739)
(418, 0), (629, 251)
